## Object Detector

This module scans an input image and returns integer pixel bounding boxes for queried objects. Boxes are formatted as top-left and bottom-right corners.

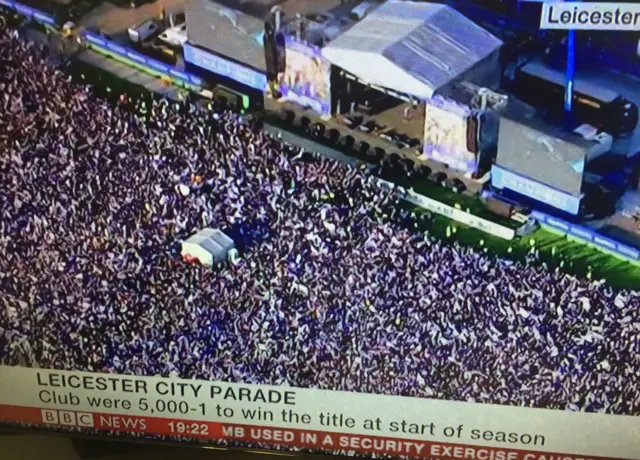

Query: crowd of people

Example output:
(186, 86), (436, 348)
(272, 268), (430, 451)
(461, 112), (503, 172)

(1, 22), (640, 418)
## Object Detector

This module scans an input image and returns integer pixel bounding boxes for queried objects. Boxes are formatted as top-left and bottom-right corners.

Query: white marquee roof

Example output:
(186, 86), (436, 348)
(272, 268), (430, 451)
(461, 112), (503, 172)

(322, 1), (502, 99)
(181, 228), (235, 265)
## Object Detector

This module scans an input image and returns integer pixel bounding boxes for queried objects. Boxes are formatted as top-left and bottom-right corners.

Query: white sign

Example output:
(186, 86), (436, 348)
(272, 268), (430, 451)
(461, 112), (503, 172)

(0, 366), (639, 459)
(540, 3), (640, 31)
(375, 178), (516, 240)
(390, 182), (517, 240)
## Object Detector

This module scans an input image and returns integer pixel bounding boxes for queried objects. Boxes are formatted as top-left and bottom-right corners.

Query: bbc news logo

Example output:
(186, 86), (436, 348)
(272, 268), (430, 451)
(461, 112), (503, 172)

(42, 409), (94, 428)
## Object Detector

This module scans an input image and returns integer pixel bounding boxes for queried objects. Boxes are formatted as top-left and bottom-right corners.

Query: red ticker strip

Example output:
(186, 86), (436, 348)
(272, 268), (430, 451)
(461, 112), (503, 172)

(0, 404), (632, 460)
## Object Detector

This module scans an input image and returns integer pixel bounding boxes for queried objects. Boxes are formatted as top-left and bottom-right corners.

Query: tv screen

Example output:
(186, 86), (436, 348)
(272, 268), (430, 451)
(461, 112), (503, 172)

(495, 114), (587, 196)
(1, 1), (640, 460)
(185, 0), (268, 72)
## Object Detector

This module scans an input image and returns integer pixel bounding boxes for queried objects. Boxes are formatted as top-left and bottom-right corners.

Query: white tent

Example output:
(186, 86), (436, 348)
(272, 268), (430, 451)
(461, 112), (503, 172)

(181, 228), (235, 266)
(322, 1), (502, 99)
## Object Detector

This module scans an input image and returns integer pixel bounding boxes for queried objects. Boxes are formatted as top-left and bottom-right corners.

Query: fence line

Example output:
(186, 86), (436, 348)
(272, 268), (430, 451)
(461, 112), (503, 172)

(532, 210), (640, 263)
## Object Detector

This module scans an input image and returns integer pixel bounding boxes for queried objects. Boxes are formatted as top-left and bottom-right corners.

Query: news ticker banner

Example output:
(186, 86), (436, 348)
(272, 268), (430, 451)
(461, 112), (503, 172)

(540, 3), (640, 31)
(1, 367), (639, 460)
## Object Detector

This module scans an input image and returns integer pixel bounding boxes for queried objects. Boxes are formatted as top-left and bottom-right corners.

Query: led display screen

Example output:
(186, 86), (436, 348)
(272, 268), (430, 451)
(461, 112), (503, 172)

(423, 97), (477, 173)
(185, 0), (267, 72)
(496, 116), (587, 197)
(278, 37), (331, 116)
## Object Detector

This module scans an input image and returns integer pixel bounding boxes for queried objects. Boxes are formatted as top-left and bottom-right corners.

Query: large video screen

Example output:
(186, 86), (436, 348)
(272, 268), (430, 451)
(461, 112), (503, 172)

(1, 1), (640, 460)
(496, 116), (587, 197)
(185, 0), (267, 72)
(278, 37), (332, 116)
(423, 97), (477, 173)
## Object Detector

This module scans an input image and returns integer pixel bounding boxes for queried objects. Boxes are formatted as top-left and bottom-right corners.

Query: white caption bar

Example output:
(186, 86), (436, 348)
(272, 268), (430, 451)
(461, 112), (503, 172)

(0, 366), (639, 459)
(540, 3), (640, 30)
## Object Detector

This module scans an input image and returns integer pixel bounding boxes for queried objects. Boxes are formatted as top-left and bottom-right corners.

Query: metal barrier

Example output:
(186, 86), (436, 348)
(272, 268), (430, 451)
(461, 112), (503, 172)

(0, 0), (56, 26)
(531, 210), (640, 262)
(376, 178), (517, 240)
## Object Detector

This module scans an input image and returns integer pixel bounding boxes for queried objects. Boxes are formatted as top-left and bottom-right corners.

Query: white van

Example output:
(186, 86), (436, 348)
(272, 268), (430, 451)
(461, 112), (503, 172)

(158, 23), (188, 48)
(128, 19), (161, 43)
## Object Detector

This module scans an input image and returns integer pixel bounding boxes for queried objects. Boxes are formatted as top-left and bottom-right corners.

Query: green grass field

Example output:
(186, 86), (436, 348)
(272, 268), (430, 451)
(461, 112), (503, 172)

(408, 203), (640, 290)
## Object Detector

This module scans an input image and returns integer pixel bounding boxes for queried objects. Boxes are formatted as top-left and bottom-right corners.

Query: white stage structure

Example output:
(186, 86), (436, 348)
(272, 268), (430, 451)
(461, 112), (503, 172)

(321, 1), (502, 100)
(181, 228), (236, 266)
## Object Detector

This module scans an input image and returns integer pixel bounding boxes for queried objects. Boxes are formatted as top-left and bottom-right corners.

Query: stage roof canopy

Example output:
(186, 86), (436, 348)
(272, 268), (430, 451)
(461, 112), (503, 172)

(321, 1), (502, 99)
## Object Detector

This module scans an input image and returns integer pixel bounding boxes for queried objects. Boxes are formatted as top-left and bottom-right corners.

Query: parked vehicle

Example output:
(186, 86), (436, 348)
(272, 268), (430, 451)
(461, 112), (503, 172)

(158, 23), (187, 49)
(128, 19), (161, 44)
(514, 62), (638, 136)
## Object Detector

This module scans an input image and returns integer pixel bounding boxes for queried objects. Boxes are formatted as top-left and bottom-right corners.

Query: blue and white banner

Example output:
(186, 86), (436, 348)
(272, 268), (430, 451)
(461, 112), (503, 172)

(532, 210), (640, 261)
(83, 32), (203, 88)
(183, 43), (267, 92)
(492, 165), (582, 216)
(4, 1), (56, 25)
